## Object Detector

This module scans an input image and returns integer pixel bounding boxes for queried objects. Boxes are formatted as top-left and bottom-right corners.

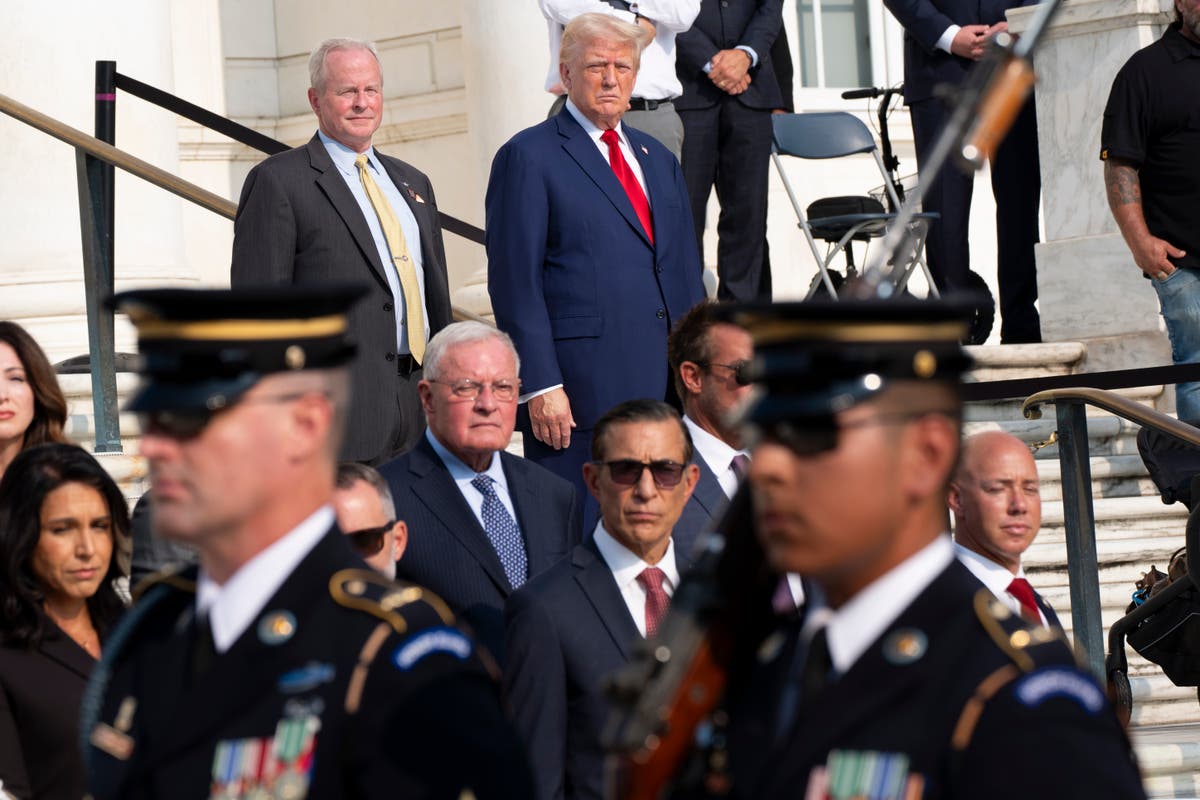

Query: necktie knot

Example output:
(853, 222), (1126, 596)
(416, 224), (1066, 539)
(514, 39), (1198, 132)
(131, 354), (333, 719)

(1006, 577), (1042, 625)
(636, 566), (670, 638)
(471, 473), (496, 495)
(601, 128), (619, 146)
(730, 453), (751, 479)
(355, 153), (369, 170)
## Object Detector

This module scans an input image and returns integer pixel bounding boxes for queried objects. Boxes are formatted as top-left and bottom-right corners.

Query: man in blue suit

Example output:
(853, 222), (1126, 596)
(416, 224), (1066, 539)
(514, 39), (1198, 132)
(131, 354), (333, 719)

(883, 0), (1042, 343)
(950, 431), (1062, 628)
(504, 400), (699, 800)
(379, 322), (581, 665)
(486, 13), (707, 505)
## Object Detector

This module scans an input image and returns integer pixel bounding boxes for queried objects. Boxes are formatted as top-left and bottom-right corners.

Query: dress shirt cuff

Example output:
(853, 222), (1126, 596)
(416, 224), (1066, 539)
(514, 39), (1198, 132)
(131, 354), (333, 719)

(735, 45), (759, 68)
(936, 25), (960, 54)
(519, 383), (563, 403)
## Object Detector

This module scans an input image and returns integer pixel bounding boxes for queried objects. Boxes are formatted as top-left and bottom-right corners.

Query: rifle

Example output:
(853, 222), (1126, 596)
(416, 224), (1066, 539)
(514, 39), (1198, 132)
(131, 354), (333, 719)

(600, 486), (779, 799)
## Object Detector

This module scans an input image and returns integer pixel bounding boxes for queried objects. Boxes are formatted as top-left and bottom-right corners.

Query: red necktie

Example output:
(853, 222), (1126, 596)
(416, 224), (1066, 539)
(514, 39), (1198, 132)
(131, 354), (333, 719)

(1006, 577), (1043, 625)
(600, 128), (654, 244)
(636, 566), (670, 638)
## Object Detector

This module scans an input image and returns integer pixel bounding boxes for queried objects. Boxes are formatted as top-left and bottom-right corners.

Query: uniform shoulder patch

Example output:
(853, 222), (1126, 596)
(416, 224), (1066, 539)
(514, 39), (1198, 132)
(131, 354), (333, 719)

(1012, 666), (1106, 714)
(392, 626), (473, 671)
(131, 563), (197, 602)
(329, 568), (456, 635)
(971, 588), (1070, 673)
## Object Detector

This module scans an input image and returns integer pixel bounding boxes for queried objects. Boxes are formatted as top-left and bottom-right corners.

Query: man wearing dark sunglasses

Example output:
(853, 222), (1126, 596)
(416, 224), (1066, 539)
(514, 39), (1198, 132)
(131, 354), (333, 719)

(505, 399), (698, 800)
(686, 299), (1144, 800)
(85, 286), (534, 799)
(667, 301), (754, 557)
(333, 462), (407, 578)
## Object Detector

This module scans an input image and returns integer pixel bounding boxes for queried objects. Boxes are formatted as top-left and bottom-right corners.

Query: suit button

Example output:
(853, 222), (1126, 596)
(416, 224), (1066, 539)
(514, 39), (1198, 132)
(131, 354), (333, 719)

(656, 308), (666, 319)
(383, 301), (393, 312)
(721, 0), (728, 5)
(385, 352), (395, 361)
(655, 265), (663, 273)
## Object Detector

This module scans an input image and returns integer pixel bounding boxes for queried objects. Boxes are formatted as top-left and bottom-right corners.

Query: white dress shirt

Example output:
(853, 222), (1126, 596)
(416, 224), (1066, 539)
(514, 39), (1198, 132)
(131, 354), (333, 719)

(593, 522), (679, 637)
(683, 415), (748, 500)
(809, 535), (955, 675)
(425, 428), (520, 530)
(195, 505), (335, 653)
(954, 542), (1048, 625)
(540, 0), (701, 100)
(318, 131), (429, 355)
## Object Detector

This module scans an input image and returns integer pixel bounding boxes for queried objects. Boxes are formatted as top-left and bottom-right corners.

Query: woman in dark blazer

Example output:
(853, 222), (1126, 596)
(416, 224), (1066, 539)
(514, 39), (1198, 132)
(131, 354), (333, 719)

(0, 444), (130, 799)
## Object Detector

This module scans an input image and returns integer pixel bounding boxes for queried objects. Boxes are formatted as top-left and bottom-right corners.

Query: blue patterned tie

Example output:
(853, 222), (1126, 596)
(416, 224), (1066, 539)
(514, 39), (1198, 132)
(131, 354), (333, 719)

(471, 474), (528, 589)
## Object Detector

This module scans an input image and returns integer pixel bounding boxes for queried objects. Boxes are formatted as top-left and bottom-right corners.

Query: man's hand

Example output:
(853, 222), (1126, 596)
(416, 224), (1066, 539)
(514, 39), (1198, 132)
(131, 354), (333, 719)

(1129, 233), (1185, 280)
(1104, 159), (1186, 280)
(528, 387), (576, 450)
(708, 49), (752, 93)
(951, 25), (991, 60)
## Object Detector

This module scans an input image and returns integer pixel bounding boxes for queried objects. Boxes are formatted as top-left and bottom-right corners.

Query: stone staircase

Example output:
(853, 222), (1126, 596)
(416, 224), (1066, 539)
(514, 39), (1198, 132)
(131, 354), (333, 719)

(965, 343), (1200, 798)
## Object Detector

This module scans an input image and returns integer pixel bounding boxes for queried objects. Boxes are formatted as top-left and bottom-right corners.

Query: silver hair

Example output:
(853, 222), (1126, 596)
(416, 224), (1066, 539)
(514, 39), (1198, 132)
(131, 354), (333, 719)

(422, 321), (521, 381)
(308, 37), (381, 92)
(560, 12), (653, 67)
(335, 462), (397, 519)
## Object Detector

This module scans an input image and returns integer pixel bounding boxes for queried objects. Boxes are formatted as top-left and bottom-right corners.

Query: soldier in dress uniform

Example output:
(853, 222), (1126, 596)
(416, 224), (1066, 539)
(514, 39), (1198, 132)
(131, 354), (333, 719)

(691, 298), (1147, 799)
(82, 285), (534, 800)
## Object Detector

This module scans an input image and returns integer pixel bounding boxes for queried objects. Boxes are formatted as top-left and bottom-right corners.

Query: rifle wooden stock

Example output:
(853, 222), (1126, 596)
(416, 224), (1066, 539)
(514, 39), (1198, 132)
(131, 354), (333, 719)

(960, 48), (1036, 168)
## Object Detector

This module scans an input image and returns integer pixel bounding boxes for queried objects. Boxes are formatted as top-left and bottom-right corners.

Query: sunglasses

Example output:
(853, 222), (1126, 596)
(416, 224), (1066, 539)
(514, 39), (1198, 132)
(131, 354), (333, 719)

(138, 392), (315, 440)
(696, 359), (752, 386)
(596, 459), (686, 488)
(756, 410), (959, 457)
(345, 520), (395, 557)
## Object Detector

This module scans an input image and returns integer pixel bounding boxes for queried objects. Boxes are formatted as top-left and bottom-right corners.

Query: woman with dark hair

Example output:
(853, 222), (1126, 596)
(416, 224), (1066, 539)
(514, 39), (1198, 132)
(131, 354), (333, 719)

(0, 321), (69, 480)
(0, 443), (130, 800)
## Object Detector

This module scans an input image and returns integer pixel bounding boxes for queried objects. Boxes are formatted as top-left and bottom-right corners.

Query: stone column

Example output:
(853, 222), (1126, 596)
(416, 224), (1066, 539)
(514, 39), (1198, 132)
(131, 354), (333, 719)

(456, 0), (553, 318)
(0, 0), (199, 365)
(1008, 0), (1174, 372)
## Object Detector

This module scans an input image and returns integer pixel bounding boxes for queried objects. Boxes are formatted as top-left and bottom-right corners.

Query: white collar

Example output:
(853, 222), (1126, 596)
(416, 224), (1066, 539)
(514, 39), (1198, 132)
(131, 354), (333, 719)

(195, 505), (335, 652)
(565, 98), (628, 146)
(593, 521), (679, 591)
(954, 541), (1024, 596)
(818, 535), (955, 674)
(683, 415), (746, 477)
(425, 428), (508, 489)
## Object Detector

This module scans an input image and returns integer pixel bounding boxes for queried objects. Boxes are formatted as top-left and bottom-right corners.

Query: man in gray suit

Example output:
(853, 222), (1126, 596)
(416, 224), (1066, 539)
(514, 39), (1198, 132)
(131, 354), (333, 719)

(231, 37), (452, 464)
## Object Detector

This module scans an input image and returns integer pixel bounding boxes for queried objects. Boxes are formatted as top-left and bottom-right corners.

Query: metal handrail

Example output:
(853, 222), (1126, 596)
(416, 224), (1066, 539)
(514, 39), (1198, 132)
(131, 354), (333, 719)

(1019, 387), (1200, 680)
(0, 93), (237, 217)
(1023, 387), (1200, 447)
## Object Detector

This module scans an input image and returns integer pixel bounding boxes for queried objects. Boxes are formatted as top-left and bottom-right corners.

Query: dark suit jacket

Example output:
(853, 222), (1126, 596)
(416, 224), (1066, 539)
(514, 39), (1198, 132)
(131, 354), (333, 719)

(485, 109), (706, 432)
(86, 527), (533, 800)
(379, 435), (582, 663)
(882, 0), (1039, 104)
(736, 560), (1143, 800)
(231, 134), (452, 463)
(673, 455), (727, 559)
(0, 622), (95, 800)
(675, 0), (785, 112)
(504, 538), (690, 800)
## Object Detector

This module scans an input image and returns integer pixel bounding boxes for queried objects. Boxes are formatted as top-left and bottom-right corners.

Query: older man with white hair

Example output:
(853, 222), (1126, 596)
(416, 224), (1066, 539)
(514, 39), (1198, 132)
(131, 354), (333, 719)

(379, 322), (582, 664)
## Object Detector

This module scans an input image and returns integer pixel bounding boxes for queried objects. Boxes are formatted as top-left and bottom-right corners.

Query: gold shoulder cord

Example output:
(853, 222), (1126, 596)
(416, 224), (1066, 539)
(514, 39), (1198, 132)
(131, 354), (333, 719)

(131, 568), (196, 602)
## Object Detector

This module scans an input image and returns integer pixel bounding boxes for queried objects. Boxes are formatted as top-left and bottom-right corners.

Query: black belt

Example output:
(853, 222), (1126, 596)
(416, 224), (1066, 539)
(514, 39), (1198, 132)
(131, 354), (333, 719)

(628, 98), (670, 111)
(395, 353), (420, 378)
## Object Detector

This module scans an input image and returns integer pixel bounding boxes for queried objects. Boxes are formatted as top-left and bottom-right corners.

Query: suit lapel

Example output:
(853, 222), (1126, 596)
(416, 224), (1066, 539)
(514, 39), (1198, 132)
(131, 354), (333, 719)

(627, 126), (667, 244)
(38, 622), (96, 680)
(145, 529), (347, 762)
(556, 110), (653, 249)
(409, 437), (514, 595)
(690, 458), (727, 521)
(573, 540), (641, 660)
(503, 453), (552, 576)
(305, 135), (391, 289)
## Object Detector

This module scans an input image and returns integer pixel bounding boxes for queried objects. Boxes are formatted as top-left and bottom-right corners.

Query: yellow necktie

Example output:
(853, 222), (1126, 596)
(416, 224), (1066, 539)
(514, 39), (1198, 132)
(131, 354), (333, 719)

(355, 154), (426, 364)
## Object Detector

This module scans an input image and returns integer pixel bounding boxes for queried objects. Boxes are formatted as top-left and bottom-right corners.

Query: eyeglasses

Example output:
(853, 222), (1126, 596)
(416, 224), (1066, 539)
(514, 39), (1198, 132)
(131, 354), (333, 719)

(756, 410), (958, 457)
(696, 360), (752, 386)
(138, 392), (313, 440)
(596, 459), (686, 488)
(427, 379), (520, 402)
(345, 520), (395, 557)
